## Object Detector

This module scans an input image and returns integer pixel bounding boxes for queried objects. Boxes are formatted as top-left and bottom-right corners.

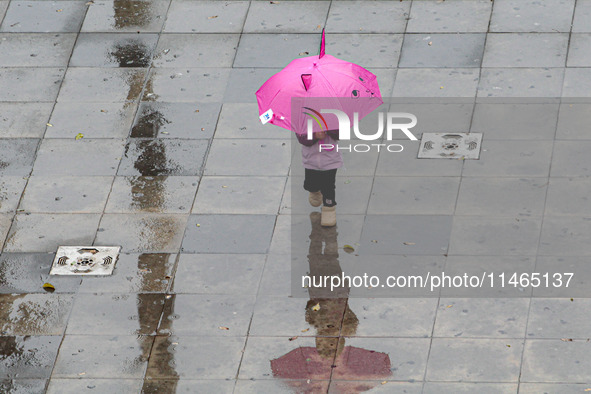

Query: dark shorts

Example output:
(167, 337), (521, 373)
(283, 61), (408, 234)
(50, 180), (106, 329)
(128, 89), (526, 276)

(303, 168), (337, 207)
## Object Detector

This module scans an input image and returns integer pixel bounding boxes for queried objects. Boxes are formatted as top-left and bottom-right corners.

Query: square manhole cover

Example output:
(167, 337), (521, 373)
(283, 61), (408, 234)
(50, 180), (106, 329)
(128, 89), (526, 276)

(418, 133), (483, 159)
(50, 246), (121, 276)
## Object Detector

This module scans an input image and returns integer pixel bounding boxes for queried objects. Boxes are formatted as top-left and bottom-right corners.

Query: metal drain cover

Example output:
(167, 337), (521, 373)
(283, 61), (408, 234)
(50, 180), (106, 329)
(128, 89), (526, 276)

(418, 133), (483, 159)
(50, 246), (121, 276)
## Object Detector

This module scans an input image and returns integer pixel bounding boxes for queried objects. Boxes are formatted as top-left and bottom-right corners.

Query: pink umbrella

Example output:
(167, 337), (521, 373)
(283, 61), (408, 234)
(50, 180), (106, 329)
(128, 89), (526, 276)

(256, 29), (383, 135)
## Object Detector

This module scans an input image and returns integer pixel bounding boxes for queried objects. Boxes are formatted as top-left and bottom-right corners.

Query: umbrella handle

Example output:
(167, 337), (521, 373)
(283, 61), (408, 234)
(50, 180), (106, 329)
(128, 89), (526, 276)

(319, 28), (325, 59)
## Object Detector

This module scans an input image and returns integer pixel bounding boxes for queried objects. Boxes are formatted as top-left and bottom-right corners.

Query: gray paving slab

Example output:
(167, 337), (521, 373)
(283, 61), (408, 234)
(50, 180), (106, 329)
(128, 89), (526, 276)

(236, 380), (330, 394)
(237, 336), (334, 380)
(471, 102), (559, 140)
(46, 379), (142, 394)
(0, 336), (60, 379)
(193, 176), (284, 214)
(573, 0), (591, 32)
(249, 296), (332, 337)
(57, 68), (146, 102)
(563, 68), (591, 97)
(0, 253), (81, 294)
(521, 340), (591, 382)
(462, 140), (553, 177)
(0, 1), (7, 21)
(66, 293), (165, 335)
(243, 1), (328, 33)
(527, 298), (591, 339)
(106, 176), (198, 214)
(326, 1), (409, 33)
(0, 139), (38, 175)
(434, 298), (529, 338)
(399, 34), (485, 68)
(441, 255), (536, 298)
(0, 68), (64, 102)
(131, 102), (219, 139)
(333, 337), (430, 381)
(0, 177), (27, 213)
(78, 253), (176, 293)
(0, 103), (53, 138)
(538, 216), (591, 256)
(423, 383), (517, 394)
(477, 68), (564, 98)
(0, 33), (76, 67)
(233, 33), (319, 68)
(345, 298), (437, 337)
(69, 33), (158, 68)
(158, 294), (256, 336)
(520, 384), (591, 394)
(482, 33), (569, 68)
(95, 213), (188, 252)
(81, 0), (170, 33)
(4, 213), (100, 253)
(329, 381), (422, 394)
(223, 67), (281, 103)
(533, 255), (591, 298)
(490, 0), (575, 32)
(145, 335), (244, 379)
(142, 380), (235, 394)
(449, 216), (541, 256)
(33, 138), (125, 176)
(556, 103), (591, 139)
(163, 0), (249, 33)
(367, 176), (460, 215)
(118, 139), (208, 176)
(215, 103), (286, 139)
(46, 102), (136, 139)
(455, 178), (548, 217)
(426, 338), (523, 382)
(181, 214), (275, 254)
(143, 67), (229, 102)
(393, 68), (480, 97)
(172, 254), (265, 295)
(205, 139), (290, 176)
(359, 215), (452, 255)
(0, 379), (46, 394)
(407, 0), (492, 33)
(376, 141), (463, 177)
(550, 140), (591, 177)
(325, 33), (403, 68)
(566, 33), (591, 67)
(153, 33), (239, 68)
(545, 178), (591, 216)
(52, 335), (152, 378)
(0, 214), (13, 250)
(0, 1), (87, 33)
(0, 294), (73, 336)
(19, 176), (112, 213)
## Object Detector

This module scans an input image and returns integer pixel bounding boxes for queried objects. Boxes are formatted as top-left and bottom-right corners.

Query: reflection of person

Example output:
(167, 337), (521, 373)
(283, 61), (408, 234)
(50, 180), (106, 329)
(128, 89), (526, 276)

(297, 129), (342, 227)
(306, 212), (358, 358)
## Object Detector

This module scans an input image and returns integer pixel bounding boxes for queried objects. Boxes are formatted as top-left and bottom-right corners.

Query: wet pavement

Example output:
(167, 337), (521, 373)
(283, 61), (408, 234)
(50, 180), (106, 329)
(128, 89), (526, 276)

(2, 0), (591, 393)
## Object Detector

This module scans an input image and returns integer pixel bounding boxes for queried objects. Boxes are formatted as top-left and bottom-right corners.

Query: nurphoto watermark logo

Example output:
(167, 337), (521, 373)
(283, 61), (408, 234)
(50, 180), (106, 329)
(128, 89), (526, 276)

(302, 107), (418, 153)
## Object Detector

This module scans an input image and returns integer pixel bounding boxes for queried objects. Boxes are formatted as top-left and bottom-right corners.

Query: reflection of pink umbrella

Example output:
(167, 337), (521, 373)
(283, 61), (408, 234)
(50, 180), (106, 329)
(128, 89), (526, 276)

(256, 29), (383, 135)
(271, 346), (391, 389)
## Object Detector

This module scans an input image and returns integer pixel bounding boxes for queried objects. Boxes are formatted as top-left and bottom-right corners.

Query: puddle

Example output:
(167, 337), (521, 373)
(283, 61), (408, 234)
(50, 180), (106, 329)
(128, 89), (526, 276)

(129, 176), (167, 211)
(109, 39), (152, 67)
(0, 294), (73, 336)
(131, 106), (171, 138)
(113, 0), (155, 29)
(125, 139), (173, 176)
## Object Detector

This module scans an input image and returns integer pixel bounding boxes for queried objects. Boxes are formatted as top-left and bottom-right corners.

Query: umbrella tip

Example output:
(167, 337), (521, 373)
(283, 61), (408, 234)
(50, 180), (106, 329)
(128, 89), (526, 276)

(319, 28), (325, 59)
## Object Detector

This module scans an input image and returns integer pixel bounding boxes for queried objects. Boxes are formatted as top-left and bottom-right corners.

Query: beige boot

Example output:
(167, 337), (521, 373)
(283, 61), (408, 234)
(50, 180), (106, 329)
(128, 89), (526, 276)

(309, 191), (322, 207)
(321, 206), (336, 227)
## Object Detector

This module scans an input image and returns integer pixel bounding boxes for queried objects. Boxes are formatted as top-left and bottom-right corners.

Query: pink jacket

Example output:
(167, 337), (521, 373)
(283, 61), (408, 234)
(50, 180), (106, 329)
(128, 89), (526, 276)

(297, 131), (343, 170)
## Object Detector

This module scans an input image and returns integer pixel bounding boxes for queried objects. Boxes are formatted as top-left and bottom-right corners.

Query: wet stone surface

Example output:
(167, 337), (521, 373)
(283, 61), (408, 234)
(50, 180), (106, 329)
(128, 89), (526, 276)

(118, 139), (208, 176)
(69, 33), (158, 68)
(130, 102), (220, 139)
(0, 336), (61, 378)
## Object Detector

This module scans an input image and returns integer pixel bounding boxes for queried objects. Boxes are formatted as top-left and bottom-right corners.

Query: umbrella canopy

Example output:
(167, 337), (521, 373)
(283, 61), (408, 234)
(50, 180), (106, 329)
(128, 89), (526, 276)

(271, 346), (391, 386)
(256, 29), (383, 135)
